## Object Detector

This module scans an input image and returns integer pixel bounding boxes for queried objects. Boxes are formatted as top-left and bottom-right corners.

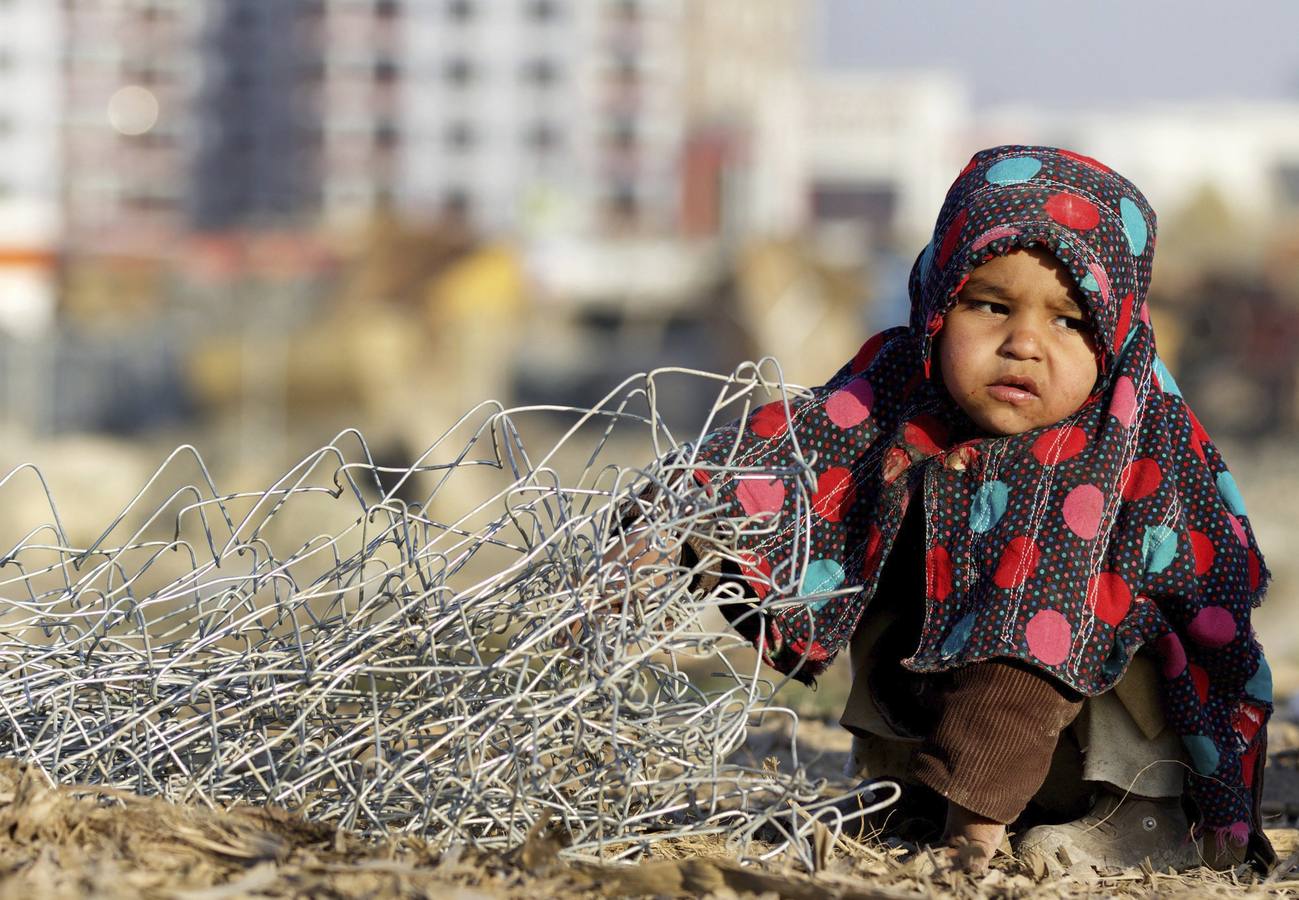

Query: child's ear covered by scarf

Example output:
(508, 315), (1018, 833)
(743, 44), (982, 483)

(683, 146), (1274, 867)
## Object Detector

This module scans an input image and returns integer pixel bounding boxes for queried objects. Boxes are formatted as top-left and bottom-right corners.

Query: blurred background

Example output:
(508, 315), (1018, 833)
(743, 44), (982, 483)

(1, 0), (1298, 671)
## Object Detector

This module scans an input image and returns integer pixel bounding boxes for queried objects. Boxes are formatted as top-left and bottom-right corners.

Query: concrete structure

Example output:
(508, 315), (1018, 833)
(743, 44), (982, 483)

(0, 0), (62, 336)
(974, 102), (1299, 230)
(799, 71), (970, 245)
(60, 0), (202, 252)
(399, 0), (687, 236)
(191, 1), (312, 229)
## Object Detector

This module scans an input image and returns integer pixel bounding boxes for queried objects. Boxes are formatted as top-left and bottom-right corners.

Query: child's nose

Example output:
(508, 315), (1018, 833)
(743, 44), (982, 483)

(999, 321), (1043, 360)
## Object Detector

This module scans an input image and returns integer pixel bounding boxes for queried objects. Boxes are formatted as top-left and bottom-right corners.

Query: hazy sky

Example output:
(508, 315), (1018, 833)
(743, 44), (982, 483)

(817, 1), (1299, 109)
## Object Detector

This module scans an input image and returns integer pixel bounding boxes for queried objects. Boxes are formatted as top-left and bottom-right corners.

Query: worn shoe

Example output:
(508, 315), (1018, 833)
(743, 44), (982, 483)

(1015, 789), (1224, 876)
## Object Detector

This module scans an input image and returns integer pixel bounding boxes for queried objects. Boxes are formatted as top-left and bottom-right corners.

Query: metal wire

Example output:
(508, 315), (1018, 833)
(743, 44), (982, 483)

(0, 361), (894, 864)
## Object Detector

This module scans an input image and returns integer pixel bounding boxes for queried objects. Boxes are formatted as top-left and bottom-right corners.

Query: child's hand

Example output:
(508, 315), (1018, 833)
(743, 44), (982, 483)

(562, 525), (681, 648)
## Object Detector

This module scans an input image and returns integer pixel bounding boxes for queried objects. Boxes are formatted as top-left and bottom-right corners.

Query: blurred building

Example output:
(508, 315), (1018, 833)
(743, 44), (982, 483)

(398, 0), (588, 232)
(0, 0), (62, 337)
(192, 2), (316, 229)
(398, 0), (688, 235)
(976, 102), (1299, 234)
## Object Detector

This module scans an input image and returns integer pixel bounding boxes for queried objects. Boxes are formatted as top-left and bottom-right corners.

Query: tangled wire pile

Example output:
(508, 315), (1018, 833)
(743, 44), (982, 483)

(0, 362), (887, 866)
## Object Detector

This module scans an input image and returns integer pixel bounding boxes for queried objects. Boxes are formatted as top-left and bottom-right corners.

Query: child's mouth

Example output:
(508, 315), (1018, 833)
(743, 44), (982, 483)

(987, 376), (1040, 404)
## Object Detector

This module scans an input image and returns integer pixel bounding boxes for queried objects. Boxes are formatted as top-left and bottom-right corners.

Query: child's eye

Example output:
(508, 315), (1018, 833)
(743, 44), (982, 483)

(967, 300), (1009, 315)
(1055, 315), (1091, 333)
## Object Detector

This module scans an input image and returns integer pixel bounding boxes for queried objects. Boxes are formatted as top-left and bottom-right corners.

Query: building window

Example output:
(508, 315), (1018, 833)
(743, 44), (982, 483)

(447, 0), (475, 22)
(444, 57), (474, 86)
(374, 59), (399, 82)
(609, 122), (637, 151)
(443, 187), (470, 216)
(522, 58), (558, 87)
(1275, 163), (1299, 209)
(374, 122), (399, 148)
(231, 3), (259, 27)
(525, 122), (559, 153)
(609, 187), (638, 218)
(527, 0), (559, 21)
(375, 0), (400, 17)
(298, 59), (325, 82)
(444, 121), (475, 152)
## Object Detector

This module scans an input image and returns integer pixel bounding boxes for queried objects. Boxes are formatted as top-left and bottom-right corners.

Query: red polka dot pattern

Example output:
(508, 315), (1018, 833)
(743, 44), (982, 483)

(1120, 458), (1162, 501)
(1089, 572), (1132, 626)
(994, 536), (1040, 588)
(689, 145), (1272, 840)
(812, 467), (856, 523)
(1044, 192), (1101, 230)
(1031, 426), (1088, 465)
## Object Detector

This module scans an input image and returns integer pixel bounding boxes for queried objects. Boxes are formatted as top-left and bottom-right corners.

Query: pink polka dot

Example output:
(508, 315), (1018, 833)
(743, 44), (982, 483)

(1229, 514), (1249, 547)
(970, 224), (1020, 252)
(736, 476), (785, 518)
(1188, 606), (1236, 648)
(1109, 376), (1137, 427)
(1086, 262), (1112, 305)
(1063, 484), (1105, 539)
(825, 378), (874, 428)
(1156, 632), (1187, 679)
(1026, 609), (1072, 666)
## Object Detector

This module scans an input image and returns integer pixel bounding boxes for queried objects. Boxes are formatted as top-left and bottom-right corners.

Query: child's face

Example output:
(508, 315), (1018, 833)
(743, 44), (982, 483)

(937, 248), (1099, 436)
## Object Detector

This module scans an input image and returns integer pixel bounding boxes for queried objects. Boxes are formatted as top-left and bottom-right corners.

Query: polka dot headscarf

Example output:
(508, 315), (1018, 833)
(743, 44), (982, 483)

(690, 146), (1272, 851)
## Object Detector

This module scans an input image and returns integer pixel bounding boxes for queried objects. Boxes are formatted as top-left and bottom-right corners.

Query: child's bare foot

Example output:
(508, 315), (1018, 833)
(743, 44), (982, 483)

(941, 801), (1005, 874)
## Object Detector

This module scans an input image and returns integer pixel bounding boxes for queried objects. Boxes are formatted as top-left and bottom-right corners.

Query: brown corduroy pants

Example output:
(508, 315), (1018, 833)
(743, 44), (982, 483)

(907, 660), (1084, 824)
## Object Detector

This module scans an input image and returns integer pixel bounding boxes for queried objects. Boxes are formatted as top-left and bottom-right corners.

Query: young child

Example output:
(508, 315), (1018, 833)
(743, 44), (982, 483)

(617, 145), (1274, 874)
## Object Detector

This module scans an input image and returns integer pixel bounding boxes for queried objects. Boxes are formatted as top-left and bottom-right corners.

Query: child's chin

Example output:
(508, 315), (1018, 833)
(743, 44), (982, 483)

(972, 408), (1042, 437)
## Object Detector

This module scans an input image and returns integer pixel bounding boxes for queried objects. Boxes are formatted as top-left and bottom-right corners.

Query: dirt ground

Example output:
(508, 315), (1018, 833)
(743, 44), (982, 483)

(2, 737), (1297, 900)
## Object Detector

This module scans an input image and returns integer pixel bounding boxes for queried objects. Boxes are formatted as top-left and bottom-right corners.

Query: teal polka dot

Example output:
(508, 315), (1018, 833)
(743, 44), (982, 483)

(801, 558), (845, 610)
(919, 240), (935, 281)
(1119, 327), (1139, 357)
(969, 481), (1009, 533)
(1142, 525), (1178, 574)
(1182, 734), (1220, 775)
(941, 613), (976, 657)
(1153, 357), (1182, 397)
(1246, 656), (1272, 703)
(1120, 197), (1148, 255)
(1079, 272), (1100, 293)
(985, 156), (1043, 185)
(1216, 471), (1247, 516)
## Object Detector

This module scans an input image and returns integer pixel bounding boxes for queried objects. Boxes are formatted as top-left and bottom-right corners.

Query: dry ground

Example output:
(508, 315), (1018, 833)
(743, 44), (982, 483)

(1, 752), (1296, 900)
